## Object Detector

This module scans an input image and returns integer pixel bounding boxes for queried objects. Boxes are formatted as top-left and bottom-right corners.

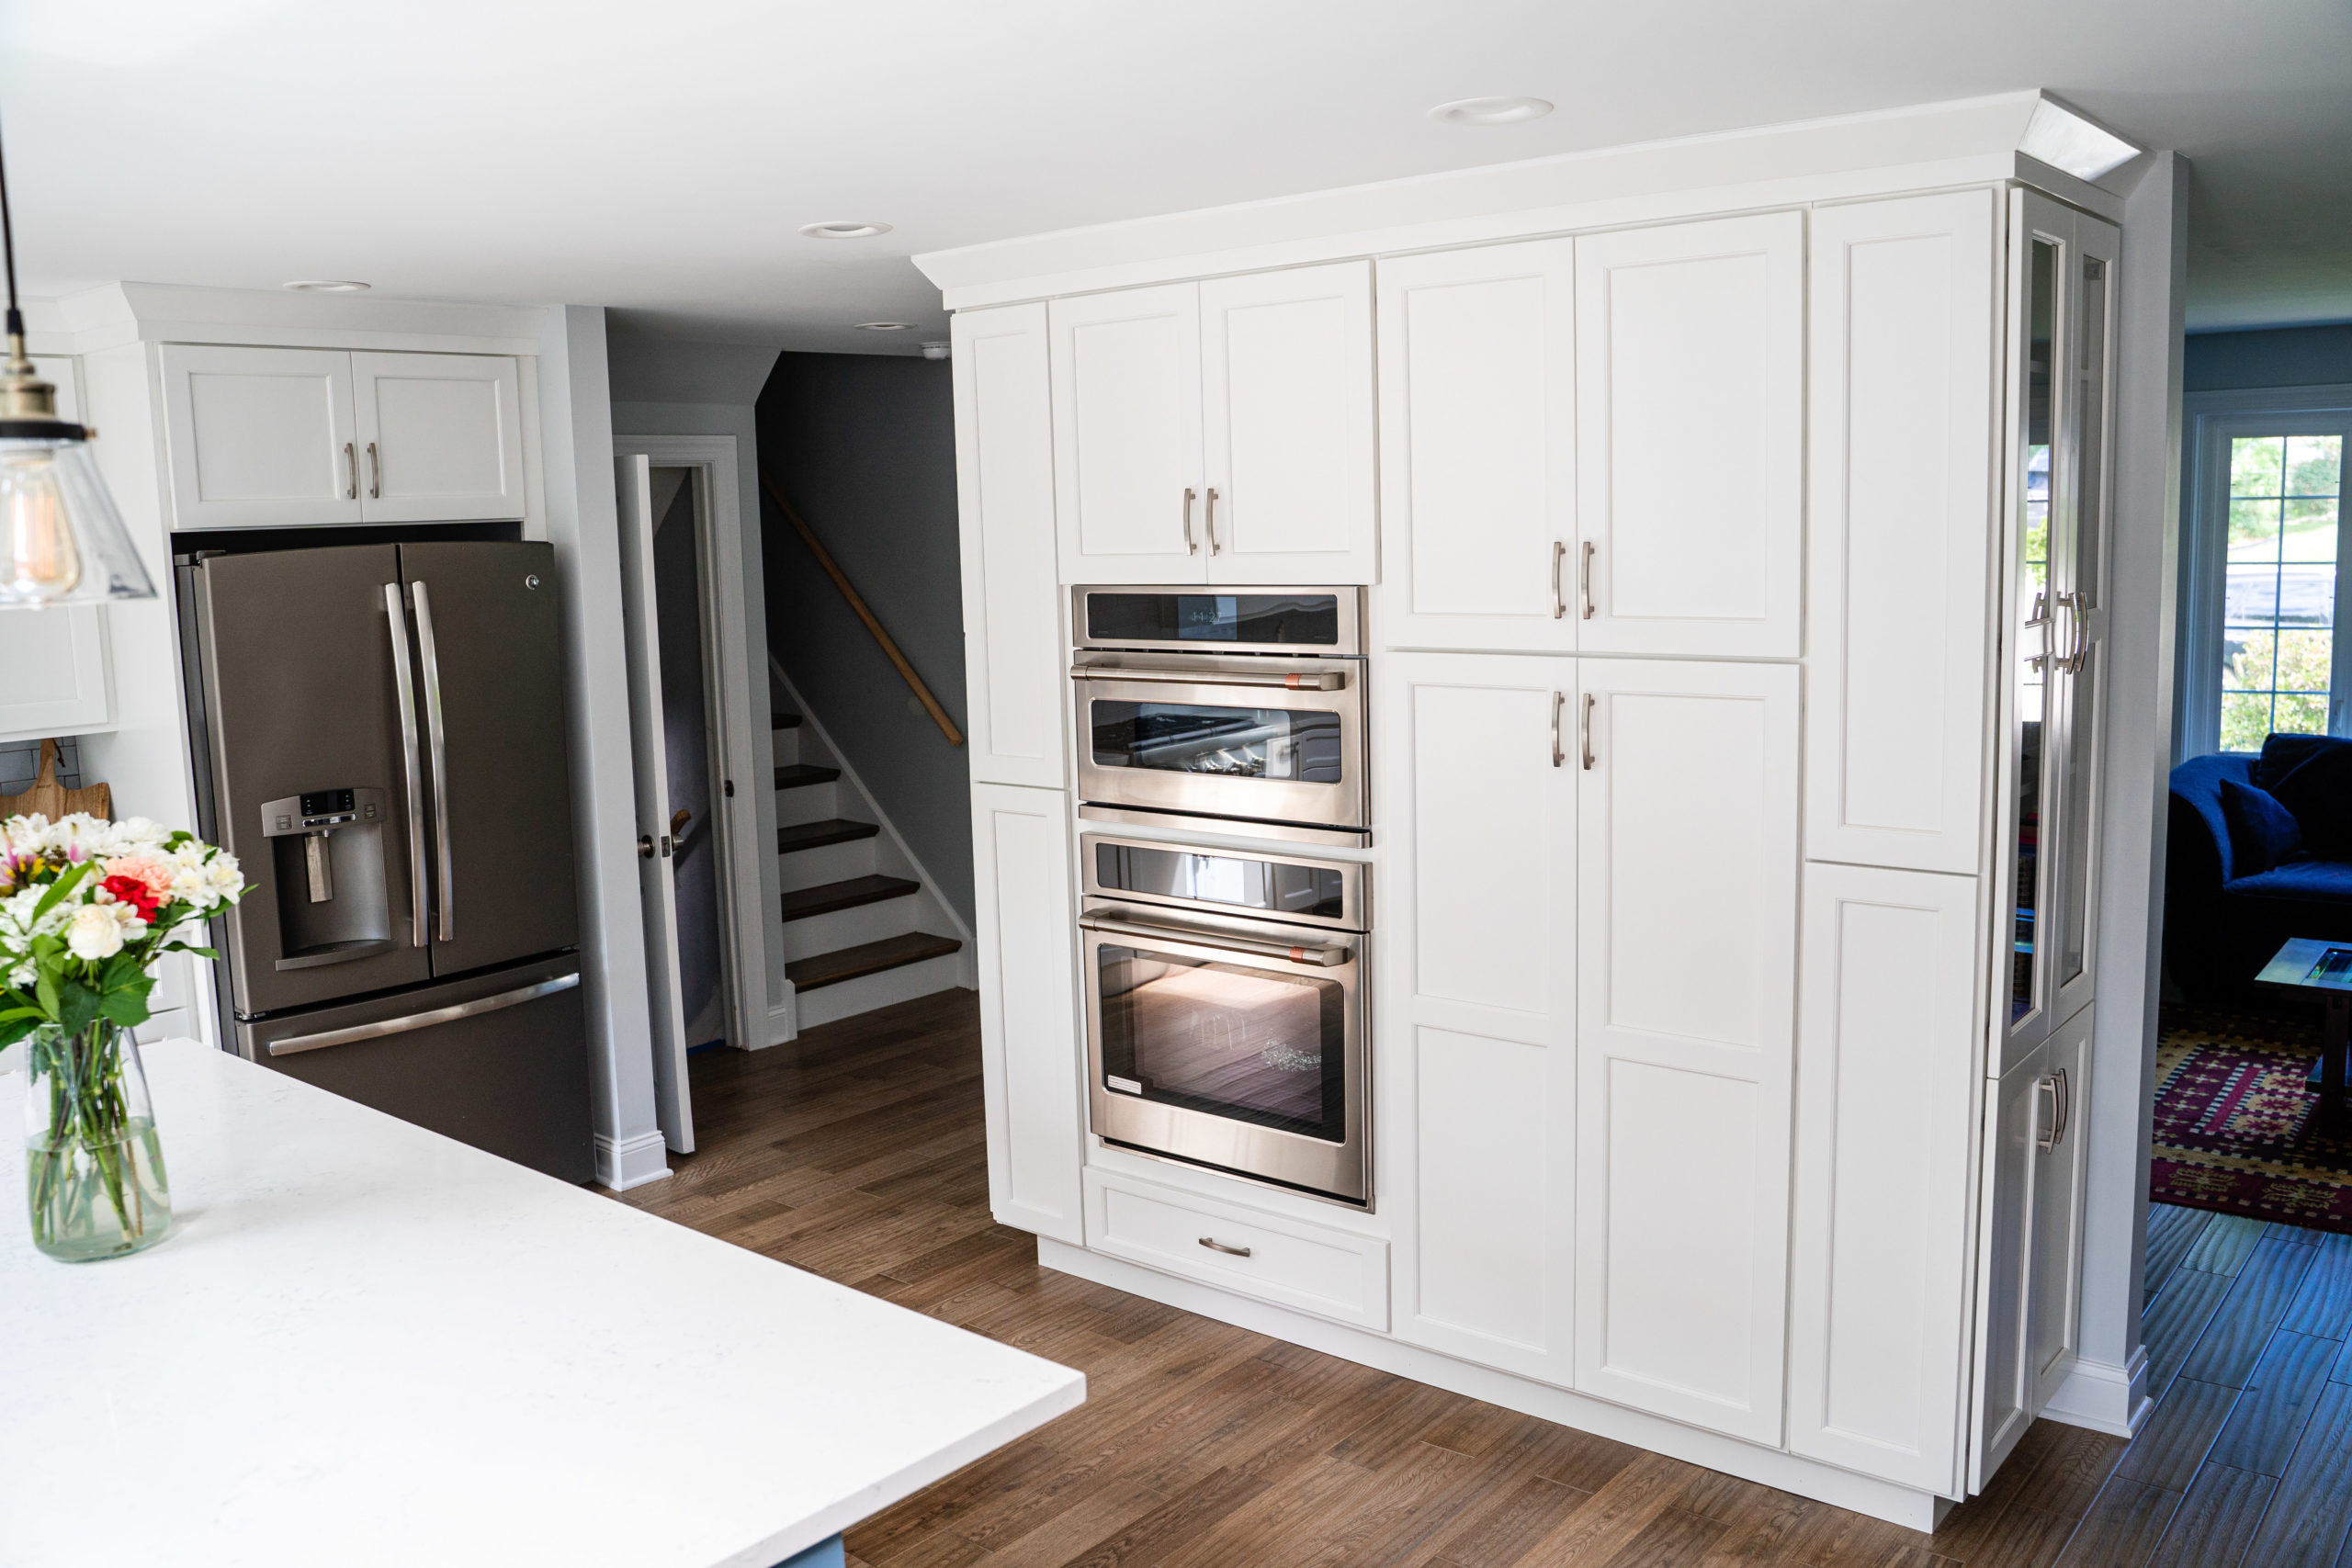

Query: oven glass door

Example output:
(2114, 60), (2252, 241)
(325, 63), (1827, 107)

(1084, 910), (1367, 1201)
(1076, 589), (1357, 655)
(1086, 836), (1361, 930)
(1074, 662), (1366, 829)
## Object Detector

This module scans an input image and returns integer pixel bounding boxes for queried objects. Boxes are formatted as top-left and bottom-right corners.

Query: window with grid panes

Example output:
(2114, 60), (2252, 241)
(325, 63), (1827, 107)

(2220, 434), (2342, 751)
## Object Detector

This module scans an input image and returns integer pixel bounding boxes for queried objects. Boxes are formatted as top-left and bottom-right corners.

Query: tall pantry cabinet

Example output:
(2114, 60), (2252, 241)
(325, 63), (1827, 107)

(944, 163), (2125, 1519)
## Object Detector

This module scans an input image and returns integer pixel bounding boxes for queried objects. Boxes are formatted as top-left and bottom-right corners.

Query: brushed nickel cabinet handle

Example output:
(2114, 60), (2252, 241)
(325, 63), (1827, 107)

(345, 442), (357, 500)
(2036, 1073), (2061, 1152)
(1581, 693), (1596, 772)
(1182, 487), (1198, 554)
(1580, 541), (1596, 620)
(1551, 540), (1566, 619)
(2025, 590), (2051, 673)
(1204, 487), (1220, 554)
(1198, 1236), (1252, 1258)
(1551, 691), (1566, 768)
(367, 441), (381, 500)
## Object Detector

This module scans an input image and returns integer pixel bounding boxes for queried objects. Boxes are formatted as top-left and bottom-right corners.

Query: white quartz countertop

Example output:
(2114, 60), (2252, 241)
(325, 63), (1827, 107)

(1, 1040), (1084, 1568)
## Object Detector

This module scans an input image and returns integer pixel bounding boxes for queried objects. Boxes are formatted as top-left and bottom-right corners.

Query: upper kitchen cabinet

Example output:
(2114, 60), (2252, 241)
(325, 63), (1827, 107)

(1376, 238), (1577, 651)
(0, 357), (112, 742)
(1050, 263), (1375, 585)
(1575, 213), (1804, 658)
(162, 345), (525, 530)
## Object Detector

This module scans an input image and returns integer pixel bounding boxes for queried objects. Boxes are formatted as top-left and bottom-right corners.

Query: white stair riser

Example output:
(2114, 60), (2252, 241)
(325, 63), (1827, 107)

(774, 779), (841, 828)
(782, 893), (923, 962)
(777, 834), (878, 891)
(794, 952), (967, 1028)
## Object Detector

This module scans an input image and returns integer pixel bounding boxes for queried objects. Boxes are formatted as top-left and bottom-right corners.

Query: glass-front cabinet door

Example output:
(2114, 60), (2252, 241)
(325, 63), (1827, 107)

(2000, 190), (2119, 1070)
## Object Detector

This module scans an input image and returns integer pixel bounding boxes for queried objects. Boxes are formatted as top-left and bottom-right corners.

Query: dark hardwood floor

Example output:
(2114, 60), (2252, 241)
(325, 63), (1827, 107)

(612, 990), (2352, 1568)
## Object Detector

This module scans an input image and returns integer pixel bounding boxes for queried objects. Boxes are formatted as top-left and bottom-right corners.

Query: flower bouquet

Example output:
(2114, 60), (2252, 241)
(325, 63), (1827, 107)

(2, 813), (245, 1260)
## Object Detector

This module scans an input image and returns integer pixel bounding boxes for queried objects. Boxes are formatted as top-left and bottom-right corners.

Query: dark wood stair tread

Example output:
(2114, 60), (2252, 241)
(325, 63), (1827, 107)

(780, 874), (920, 922)
(776, 818), (879, 853)
(775, 763), (842, 790)
(772, 712), (802, 729)
(788, 931), (962, 991)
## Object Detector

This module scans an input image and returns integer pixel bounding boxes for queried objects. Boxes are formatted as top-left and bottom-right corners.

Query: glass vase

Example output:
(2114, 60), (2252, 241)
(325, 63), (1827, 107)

(22, 1021), (171, 1261)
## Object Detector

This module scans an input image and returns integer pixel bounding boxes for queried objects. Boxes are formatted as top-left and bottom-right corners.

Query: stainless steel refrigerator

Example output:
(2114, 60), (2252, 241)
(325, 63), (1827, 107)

(180, 540), (594, 1181)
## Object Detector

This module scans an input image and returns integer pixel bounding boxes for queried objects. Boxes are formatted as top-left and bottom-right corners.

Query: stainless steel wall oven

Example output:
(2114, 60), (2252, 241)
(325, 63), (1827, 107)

(1071, 588), (1367, 834)
(1080, 833), (1369, 1203)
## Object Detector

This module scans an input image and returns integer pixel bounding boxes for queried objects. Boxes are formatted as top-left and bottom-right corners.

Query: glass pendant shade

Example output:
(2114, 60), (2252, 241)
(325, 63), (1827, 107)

(0, 434), (153, 606)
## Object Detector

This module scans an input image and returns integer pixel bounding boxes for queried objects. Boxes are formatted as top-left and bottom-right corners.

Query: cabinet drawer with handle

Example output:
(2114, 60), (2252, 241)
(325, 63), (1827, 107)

(1081, 1169), (1388, 1330)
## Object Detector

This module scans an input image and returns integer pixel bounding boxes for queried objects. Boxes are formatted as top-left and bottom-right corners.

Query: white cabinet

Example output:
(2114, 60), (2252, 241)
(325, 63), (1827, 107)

(952, 304), (1067, 790)
(1805, 192), (1999, 875)
(1574, 213), (1804, 658)
(969, 783), (1086, 1244)
(1573, 657), (1797, 1442)
(162, 345), (524, 530)
(1376, 239), (1577, 650)
(1972, 1003), (2092, 1487)
(1082, 1168), (1389, 1330)
(1379, 651), (1578, 1386)
(348, 353), (526, 524)
(1051, 263), (1374, 584)
(1787, 863), (1983, 1492)
(0, 358), (113, 742)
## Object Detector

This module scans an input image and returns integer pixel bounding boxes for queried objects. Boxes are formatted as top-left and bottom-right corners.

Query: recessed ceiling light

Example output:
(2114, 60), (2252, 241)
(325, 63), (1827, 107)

(799, 220), (893, 240)
(854, 321), (915, 332)
(282, 278), (371, 292)
(1428, 96), (1554, 127)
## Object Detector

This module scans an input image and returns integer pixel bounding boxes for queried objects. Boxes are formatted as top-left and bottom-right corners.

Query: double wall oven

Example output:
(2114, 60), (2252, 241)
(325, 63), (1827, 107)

(1070, 589), (1372, 1205)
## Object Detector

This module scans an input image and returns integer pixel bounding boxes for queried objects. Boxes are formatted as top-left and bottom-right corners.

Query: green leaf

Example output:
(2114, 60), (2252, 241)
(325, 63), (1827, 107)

(35, 971), (59, 1019)
(0, 1016), (37, 1050)
(98, 987), (152, 1027)
(53, 979), (101, 1036)
(164, 944), (220, 960)
(0, 1005), (43, 1021)
(29, 858), (94, 922)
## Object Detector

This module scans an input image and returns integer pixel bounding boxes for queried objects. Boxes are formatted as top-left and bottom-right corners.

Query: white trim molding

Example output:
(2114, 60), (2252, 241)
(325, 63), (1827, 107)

(2042, 1348), (2152, 1438)
(594, 1130), (673, 1192)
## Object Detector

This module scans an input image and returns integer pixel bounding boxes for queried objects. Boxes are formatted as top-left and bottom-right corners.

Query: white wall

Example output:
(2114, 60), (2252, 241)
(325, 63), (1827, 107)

(2051, 152), (2188, 1439)
(538, 306), (669, 1190)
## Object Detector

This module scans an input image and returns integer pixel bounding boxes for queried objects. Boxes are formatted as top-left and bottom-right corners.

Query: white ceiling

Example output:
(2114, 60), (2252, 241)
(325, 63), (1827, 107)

(4, 0), (2349, 352)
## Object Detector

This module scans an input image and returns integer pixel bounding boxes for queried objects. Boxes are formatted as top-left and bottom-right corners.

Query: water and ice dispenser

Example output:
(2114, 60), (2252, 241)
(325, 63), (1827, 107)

(258, 787), (396, 969)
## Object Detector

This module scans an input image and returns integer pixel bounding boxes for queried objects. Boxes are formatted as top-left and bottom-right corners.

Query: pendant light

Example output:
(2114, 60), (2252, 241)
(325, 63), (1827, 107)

(0, 111), (153, 608)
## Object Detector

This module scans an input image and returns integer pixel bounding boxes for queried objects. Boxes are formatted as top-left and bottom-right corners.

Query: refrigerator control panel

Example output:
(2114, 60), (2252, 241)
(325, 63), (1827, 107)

(261, 788), (382, 837)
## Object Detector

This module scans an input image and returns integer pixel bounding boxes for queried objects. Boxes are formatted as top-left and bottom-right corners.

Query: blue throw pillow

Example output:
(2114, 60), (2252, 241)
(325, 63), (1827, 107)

(2256, 733), (2352, 859)
(2220, 778), (2304, 878)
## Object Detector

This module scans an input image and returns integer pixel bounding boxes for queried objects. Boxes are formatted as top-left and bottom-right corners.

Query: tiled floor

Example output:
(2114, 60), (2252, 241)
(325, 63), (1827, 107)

(614, 990), (2352, 1567)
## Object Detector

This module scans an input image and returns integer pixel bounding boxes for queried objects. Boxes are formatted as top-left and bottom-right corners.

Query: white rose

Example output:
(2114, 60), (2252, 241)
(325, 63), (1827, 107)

(66, 905), (125, 961)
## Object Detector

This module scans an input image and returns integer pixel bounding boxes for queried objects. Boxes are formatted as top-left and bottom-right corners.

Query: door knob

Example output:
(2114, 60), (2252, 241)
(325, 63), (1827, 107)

(670, 807), (692, 837)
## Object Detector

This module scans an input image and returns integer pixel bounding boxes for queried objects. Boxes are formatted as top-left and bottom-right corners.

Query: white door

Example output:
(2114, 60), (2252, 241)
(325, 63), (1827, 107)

(1050, 283), (1205, 582)
(1575, 213), (1804, 658)
(159, 344), (363, 529)
(353, 353), (526, 523)
(1573, 657), (1799, 1442)
(1804, 191), (1999, 875)
(1200, 261), (1376, 584)
(970, 782), (1086, 1243)
(952, 303), (1068, 790)
(2028, 1003), (2092, 1414)
(1375, 239), (1577, 650)
(1379, 651), (1578, 1387)
(1785, 863), (1983, 1493)
(614, 454), (695, 1154)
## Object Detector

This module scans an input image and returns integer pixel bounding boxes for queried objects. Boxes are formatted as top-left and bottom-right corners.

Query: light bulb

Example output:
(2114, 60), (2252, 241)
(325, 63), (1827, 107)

(2, 446), (81, 601)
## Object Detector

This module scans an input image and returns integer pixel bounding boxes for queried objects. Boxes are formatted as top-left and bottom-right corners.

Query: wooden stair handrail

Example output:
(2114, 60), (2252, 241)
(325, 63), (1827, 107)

(759, 469), (965, 748)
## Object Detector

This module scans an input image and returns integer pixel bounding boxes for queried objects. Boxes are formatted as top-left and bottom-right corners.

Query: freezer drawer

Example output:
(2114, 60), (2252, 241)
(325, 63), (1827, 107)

(239, 954), (594, 1183)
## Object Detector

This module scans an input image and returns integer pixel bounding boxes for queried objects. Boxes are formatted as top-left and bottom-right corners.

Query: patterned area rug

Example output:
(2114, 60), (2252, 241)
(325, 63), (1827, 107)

(2153, 1005), (2352, 1234)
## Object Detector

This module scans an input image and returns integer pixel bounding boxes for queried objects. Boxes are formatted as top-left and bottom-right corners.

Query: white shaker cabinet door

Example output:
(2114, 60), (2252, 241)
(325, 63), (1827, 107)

(1786, 863), (1983, 1493)
(1375, 240), (1577, 650)
(1573, 657), (1798, 1441)
(161, 344), (364, 529)
(970, 783), (1086, 1245)
(953, 304), (1067, 790)
(0, 356), (112, 741)
(351, 353), (526, 523)
(1200, 261), (1376, 584)
(1378, 651), (1578, 1387)
(1806, 191), (1999, 874)
(1575, 213), (1803, 658)
(1050, 283), (1205, 583)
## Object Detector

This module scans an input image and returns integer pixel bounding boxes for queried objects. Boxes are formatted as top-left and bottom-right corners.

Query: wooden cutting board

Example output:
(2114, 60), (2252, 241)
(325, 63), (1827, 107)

(0, 739), (112, 821)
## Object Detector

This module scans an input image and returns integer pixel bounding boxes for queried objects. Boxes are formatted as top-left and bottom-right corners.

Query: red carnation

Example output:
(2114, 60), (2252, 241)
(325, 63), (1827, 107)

(102, 874), (162, 921)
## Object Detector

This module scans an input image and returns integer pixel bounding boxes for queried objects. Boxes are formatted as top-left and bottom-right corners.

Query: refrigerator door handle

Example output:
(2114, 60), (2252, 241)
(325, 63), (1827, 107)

(383, 582), (428, 949)
(265, 973), (582, 1056)
(411, 580), (455, 943)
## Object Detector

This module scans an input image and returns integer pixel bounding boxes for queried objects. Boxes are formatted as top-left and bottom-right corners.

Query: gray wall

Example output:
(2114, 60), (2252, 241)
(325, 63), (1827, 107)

(2185, 321), (2352, 392)
(756, 352), (972, 929)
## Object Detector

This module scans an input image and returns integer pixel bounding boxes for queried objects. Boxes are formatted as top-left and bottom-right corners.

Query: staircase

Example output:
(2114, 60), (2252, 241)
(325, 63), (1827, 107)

(770, 708), (967, 1030)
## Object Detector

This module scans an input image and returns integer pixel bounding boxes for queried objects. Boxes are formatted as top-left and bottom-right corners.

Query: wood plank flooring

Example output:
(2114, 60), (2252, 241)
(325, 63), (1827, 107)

(611, 990), (2352, 1568)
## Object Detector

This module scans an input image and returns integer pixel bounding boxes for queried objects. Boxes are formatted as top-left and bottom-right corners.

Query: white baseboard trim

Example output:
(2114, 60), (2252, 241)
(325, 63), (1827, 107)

(2042, 1348), (2151, 1438)
(750, 998), (797, 1050)
(594, 1130), (673, 1191)
(1035, 1237), (1949, 1531)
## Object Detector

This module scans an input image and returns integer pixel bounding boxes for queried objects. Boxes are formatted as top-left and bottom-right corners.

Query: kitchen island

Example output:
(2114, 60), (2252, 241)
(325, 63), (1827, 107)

(1, 1039), (1084, 1568)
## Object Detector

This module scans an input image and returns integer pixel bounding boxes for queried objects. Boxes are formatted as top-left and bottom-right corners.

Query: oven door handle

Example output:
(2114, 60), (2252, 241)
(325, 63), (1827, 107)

(1069, 665), (1345, 692)
(1080, 914), (1352, 968)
